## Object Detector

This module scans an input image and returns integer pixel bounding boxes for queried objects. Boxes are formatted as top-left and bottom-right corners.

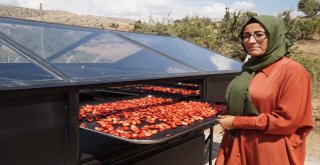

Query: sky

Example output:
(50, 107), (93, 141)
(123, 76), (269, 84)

(0, 0), (303, 21)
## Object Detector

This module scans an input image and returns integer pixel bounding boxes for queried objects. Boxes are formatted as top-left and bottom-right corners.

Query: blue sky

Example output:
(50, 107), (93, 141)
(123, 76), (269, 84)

(0, 0), (303, 21)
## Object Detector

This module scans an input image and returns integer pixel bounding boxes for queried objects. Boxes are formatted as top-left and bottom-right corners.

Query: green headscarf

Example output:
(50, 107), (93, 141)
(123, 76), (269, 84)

(226, 15), (291, 116)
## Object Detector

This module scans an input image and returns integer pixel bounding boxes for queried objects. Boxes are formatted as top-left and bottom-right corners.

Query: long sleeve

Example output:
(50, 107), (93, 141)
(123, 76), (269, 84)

(232, 58), (313, 135)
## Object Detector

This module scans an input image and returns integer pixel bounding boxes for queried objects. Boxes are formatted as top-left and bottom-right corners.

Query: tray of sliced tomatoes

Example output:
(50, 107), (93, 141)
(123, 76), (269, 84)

(108, 84), (201, 97)
(79, 95), (225, 144)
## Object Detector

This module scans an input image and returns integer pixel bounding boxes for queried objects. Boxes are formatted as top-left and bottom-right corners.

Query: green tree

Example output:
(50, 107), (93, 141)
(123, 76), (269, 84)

(296, 18), (320, 39)
(132, 15), (175, 35)
(298, 0), (320, 17)
(279, 10), (320, 41)
(110, 23), (119, 29)
(278, 10), (301, 42)
(172, 16), (218, 51)
(132, 15), (218, 51)
(217, 11), (258, 61)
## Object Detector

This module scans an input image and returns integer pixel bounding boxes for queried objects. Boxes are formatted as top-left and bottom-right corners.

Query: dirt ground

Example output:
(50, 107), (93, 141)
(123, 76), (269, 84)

(307, 99), (320, 164)
(293, 40), (320, 57)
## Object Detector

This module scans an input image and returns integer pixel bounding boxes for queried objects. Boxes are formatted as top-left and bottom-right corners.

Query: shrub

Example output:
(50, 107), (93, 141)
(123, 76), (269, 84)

(291, 52), (320, 98)
(295, 18), (320, 39)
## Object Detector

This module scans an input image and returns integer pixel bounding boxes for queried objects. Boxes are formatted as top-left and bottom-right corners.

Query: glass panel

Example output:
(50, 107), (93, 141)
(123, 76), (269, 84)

(51, 32), (197, 79)
(0, 22), (91, 59)
(0, 43), (57, 83)
(115, 31), (242, 71)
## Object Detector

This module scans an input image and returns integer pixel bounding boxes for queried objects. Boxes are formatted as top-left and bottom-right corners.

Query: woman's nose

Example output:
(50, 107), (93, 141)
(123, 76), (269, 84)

(247, 35), (257, 43)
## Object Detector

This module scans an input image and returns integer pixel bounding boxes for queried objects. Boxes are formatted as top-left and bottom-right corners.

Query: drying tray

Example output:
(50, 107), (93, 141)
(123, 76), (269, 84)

(79, 93), (221, 144)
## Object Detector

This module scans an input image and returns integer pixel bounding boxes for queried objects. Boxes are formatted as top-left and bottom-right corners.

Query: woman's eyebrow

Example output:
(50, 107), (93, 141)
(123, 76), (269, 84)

(242, 30), (266, 34)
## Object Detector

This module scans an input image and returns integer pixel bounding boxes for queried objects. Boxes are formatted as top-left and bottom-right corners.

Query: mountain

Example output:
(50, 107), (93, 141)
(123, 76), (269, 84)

(0, 4), (135, 31)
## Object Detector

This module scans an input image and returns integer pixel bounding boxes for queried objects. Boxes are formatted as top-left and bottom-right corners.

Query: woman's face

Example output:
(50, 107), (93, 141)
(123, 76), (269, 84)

(241, 23), (268, 57)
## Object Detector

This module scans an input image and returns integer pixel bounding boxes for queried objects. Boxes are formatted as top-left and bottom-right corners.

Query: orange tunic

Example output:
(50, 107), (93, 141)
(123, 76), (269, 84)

(215, 57), (313, 165)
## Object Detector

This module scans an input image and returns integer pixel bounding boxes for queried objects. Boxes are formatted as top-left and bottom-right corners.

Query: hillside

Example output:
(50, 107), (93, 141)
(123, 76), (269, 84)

(0, 4), (135, 31)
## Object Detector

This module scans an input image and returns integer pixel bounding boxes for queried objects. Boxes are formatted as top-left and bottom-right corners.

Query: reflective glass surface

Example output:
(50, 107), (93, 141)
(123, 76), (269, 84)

(0, 22), (90, 59)
(0, 18), (197, 82)
(0, 17), (241, 89)
(115, 31), (242, 71)
(0, 43), (57, 83)
(51, 32), (197, 78)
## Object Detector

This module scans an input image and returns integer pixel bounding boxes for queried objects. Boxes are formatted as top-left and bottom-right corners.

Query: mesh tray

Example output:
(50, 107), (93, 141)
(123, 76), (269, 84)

(79, 95), (221, 144)
(80, 115), (218, 144)
(105, 85), (201, 97)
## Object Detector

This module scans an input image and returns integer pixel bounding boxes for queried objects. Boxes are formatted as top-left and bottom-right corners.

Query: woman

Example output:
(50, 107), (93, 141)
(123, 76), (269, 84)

(216, 15), (313, 165)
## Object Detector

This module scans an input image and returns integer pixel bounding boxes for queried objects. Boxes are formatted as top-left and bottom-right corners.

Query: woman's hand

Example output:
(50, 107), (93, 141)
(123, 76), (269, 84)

(217, 115), (235, 130)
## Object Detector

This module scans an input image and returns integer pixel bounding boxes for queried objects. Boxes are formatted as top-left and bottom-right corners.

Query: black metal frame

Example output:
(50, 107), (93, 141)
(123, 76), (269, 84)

(204, 127), (215, 165)
(0, 74), (233, 164)
(0, 88), (76, 164)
